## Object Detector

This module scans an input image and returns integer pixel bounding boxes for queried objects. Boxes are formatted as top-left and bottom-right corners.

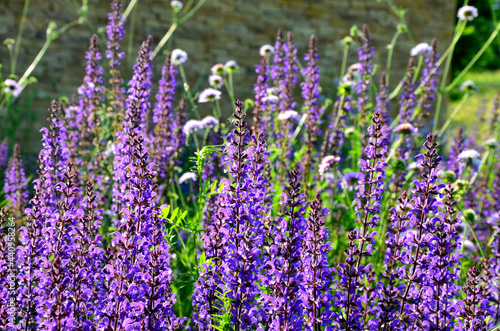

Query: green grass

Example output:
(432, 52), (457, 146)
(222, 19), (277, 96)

(449, 70), (500, 132)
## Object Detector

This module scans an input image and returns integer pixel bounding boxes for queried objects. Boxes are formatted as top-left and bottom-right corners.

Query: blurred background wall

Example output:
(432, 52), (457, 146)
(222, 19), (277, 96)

(0, 0), (456, 152)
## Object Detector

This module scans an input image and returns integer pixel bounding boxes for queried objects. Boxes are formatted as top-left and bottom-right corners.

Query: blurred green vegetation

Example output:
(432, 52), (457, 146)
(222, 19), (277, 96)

(453, 0), (500, 76)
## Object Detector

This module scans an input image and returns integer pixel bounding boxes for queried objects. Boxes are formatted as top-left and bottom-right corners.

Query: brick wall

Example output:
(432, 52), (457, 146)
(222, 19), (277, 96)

(1, 0), (456, 151)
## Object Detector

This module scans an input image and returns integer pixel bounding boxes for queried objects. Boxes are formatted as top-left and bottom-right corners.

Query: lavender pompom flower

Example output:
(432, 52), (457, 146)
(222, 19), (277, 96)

(171, 0), (183, 11)
(457, 6), (478, 21)
(460, 80), (477, 94)
(199, 88), (222, 103)
(224, 60), (240, 73)
(260, 44), (275, 56)
(211, 63), (224, 75)
(3, 78), (22, 97)
(410, 42), (432, 57)
(171, 49), (188, 65)
(318, 155), (340, 177)
(277, 110), (300, 122)
(209, 74), (223, 89)
(179, 171), (197, 184)
(300, 194), (334, 330)
(4, 144), (29, 218)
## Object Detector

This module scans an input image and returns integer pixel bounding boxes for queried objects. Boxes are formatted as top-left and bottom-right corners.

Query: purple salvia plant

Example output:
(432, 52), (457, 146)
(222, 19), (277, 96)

(252, 56), (269, 137)
(376, 72), (391, 129)
(42, 163), (81, 330)
(416, 184), (462, 330)
(356, 24), (374, 121)
(106, 0), (126, 115)
(16, 107), (69, 328)
(151, 52), (179, 182)
(69, 180), (105, 328)
(399, 59), (417, 125)
(192, 203), (229, 331)
(4, 144), (29, 218)
(301, 35), (322, 182)
(262, 168), (306, 331)
(0, 138), (8, 168)
(487, 93), (500, 137)
(0, 208), (14, 328)
(378, 190), (412, 330)
(299, 193), (334, 330)
(322, 94), (351, 161)
(126, 36), (153, 135)
(397, 134), (445, 327)
(283, 31), (299, 111)
(447, 127), (468, 178)
(336, 110), (388, 331)
(104, 99), (181, 329)
(456, 266), (489, 331)
(72, 34), (105, 142)
(269, 29), (285, 136)
(416, 38), (439, 128)
(192, 101), (257, 331)
(112, 37), (153, 224)
(486, 214), (500, 325)
(225, 128), (270, 330)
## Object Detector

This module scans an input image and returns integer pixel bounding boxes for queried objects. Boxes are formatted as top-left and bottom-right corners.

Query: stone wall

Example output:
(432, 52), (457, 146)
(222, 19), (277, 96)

(1, 0), (456, 151)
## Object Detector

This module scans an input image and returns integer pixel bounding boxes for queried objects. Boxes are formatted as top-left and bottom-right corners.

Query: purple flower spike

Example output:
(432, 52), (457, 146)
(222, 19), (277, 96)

(456, 267), (489, 331)
(262, 168), (306, 331)
(0, 208), (14, 328)
(106, 0), (126, 111)
(416, 38), (439, 128)
(336, 110), (388, 331)
(300, 193), (334, 330)
(253, 55), (269, 137)
(4, 144), (29, 218)
(397, 134), (445, 325)
(301, 35), (323, 180)
(151, 52), (179, 182)
(0, 138), (8, 168)
(356, 24), (374, 120)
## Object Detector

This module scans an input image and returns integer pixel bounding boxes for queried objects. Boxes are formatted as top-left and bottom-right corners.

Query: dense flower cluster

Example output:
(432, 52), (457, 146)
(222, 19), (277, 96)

(1, 2), (500, 331)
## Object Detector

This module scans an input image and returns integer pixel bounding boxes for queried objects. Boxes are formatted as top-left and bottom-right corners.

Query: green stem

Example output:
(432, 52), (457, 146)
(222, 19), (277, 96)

(122, 0), (138, 21)
(445, 23), (500, 93)
(178, 0), (206, 24)
(340, 43), (350, 80)
(385, 30), (401, 86)
(126, 2), (138, 68)
(438, 93), (469, 137)
(178, 65), (200, 119)
(12, 0), (30, 75)
(152, 22), (178, 58)
(18, 20), (80, 88)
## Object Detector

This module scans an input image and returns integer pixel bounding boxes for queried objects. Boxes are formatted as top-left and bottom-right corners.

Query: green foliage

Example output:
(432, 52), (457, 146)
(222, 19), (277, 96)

(453, 0), (500, 75)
